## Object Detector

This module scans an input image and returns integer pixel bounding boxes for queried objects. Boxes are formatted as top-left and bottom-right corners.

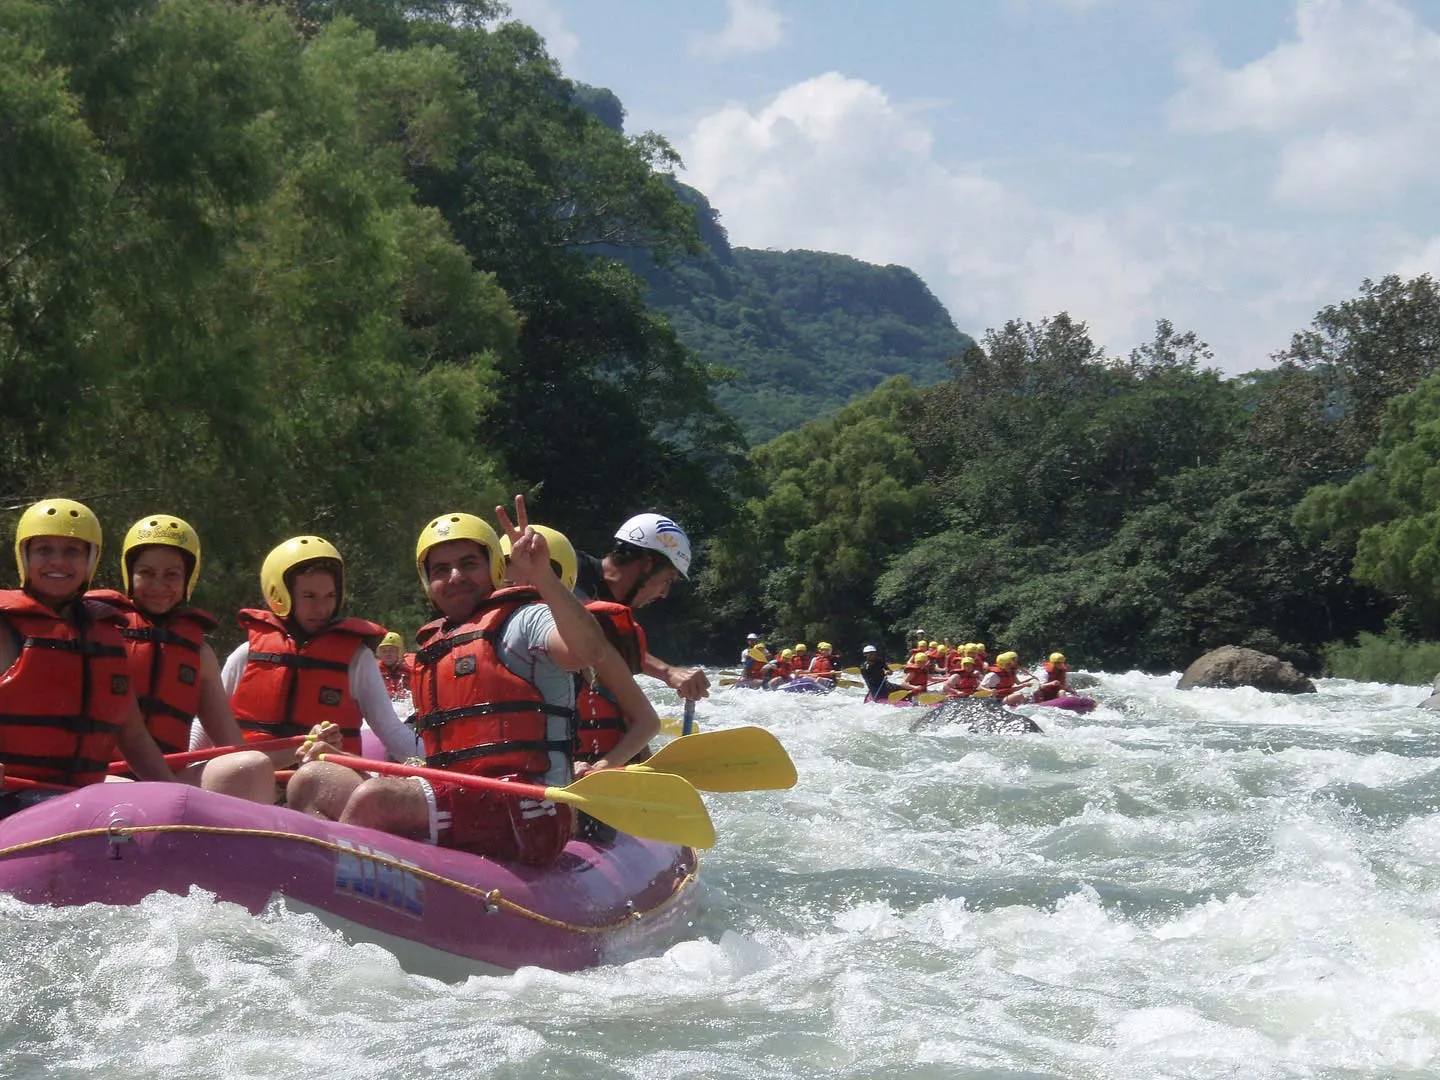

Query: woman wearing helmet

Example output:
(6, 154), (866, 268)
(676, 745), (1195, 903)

(219, 535), (422, 814)
(376, 631), (412, 700)
(96, 515), (276, 803)
(1032, 652), (1068, 703)
(806, 642), (837, 686)
(979, 651), (1032, 706)
(763, 648), (796, 689)
(325, 497), (658, 866)
(572, 513), (709, 703)
(0, 499), (174, 796)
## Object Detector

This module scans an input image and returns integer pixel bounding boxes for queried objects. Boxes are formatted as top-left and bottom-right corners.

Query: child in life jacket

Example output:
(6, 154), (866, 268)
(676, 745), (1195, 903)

(100, 514), (275, 802)
(0, 499), (174, 798)
(220, 535), (422, 815)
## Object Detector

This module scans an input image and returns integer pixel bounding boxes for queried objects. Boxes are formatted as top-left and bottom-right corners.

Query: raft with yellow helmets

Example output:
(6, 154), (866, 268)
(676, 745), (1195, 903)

(0, 502), (699, 979)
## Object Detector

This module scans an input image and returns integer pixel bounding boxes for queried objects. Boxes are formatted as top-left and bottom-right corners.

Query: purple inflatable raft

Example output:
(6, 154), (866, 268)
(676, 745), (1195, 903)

(0, 783), (698, 980)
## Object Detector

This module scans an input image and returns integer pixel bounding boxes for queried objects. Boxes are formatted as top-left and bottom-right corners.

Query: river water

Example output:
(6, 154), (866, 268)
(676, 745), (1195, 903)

(5, 671), (1440, 1079)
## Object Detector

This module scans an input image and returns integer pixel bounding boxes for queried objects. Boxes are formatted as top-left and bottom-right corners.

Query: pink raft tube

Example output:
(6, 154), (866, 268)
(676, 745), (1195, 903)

(0, 783), (699, 980)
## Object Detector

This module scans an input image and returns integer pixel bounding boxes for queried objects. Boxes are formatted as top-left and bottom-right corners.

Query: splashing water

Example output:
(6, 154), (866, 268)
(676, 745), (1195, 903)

(6, 672), (1440, 1079)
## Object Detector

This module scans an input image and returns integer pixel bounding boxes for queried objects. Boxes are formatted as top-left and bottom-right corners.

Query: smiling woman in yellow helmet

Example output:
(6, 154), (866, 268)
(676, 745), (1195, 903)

(0, 499), (175, 795)
(217, 534), (423, 815)
(87, 514), (277, 803)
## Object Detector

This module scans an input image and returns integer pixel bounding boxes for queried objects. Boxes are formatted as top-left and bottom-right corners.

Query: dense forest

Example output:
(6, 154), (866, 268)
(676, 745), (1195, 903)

(6, 0), (1440, 680)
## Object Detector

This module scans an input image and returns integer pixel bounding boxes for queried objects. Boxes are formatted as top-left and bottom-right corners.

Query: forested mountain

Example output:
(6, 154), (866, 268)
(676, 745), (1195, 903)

(573, 92), (970, 444)
(639, 188), (970, 443)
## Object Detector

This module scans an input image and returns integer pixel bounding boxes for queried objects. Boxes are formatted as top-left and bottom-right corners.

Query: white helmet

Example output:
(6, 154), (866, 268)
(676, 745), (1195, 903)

(863, 644), (879, 654)
(614, 513), (691, 578)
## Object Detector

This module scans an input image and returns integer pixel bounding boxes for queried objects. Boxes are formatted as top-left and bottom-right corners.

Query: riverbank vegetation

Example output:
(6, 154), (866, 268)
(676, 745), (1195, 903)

(5, 0), (1440, 680)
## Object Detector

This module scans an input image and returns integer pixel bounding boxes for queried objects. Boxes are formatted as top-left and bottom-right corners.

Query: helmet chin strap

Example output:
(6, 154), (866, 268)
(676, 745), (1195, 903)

(620, 556), (663, 608)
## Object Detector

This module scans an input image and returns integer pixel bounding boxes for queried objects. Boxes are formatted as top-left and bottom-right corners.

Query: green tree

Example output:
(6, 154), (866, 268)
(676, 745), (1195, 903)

(699, 377), (935, 650)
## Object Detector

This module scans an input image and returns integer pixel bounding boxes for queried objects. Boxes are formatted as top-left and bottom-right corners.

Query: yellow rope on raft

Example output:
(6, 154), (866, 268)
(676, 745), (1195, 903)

(0, 823), (698, 935)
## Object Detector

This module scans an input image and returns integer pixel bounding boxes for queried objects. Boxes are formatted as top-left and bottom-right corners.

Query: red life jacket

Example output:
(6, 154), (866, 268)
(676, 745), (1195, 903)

(807, 654), (834, 677)
(230, 608), (380, 753)
(903, 652), (931, 687)
(380, 657), (412, 699)
(792, 652), (810, 673)
(575, 600), (649, 763)
(1033, 661), (1068, 701)
(986, 664), (1019, 695)
(99, 592), (218, 755)
(0, 590), (134, 785)
(948, 666), (982, 694)
(741, 646), (767, 679)
(411, 587), (574, 785)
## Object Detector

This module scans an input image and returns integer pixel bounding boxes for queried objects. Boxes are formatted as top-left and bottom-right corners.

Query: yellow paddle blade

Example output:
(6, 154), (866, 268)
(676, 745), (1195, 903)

(660, 715), (701, 737)
(547, 769), (716, 848)
(841, 666), (863, 675)
(916, 692), (945, 705)
(888, 662), (904, 671)
(971, 688), (993, 698)
(631, 726), (796, 792)
(719, 677), (739, 687)
(836, 677), (862, 689)
(887, 688), (916, 702)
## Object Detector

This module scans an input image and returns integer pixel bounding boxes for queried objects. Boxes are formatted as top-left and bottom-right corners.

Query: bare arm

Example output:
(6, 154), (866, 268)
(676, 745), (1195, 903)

(195, 642), (246, 747)
(579, 648), (662, 772)
(115, 700), (175, 782)
(642, 652), (710, 701)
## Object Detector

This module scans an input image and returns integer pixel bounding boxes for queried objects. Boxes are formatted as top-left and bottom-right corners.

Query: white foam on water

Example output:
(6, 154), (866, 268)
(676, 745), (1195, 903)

(7, 670), (1440, 1077)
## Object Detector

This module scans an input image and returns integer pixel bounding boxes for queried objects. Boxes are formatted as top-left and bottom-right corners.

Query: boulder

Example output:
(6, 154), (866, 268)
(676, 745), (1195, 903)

(909, 697), (1043, 734)
(1066, 672), (1100, 691)
(1176, 646), (1316, 694)
(1418, 693), (1440, 711)
(1431, 672), (1440, 694)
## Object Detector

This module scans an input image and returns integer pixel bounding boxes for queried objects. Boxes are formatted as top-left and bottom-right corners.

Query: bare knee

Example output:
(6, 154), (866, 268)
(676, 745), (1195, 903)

(285, 761), (362, 819)
(198, 751), (277, 804)
(340, 778), (429, 840)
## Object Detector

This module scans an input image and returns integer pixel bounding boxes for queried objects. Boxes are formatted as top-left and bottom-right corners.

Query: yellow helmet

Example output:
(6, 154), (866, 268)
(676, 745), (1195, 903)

(817, 641), (832, 651)
(15, 498), (103, 586)
(380, 631), (404, 650)
(499, 524), (577, 591)
(928, 640), (939, 649)
(781, 648), (794, 659)
(976, 642), (987, 653)
(936, 644), (950, 654)
(1049, 652), (1066, 664)
(794, 643), (807, 652)
(122, 514), (202, 600)
(416, 512), (503, 591)
(996, 651), (1019, 667)
(261, 536), (344, 618)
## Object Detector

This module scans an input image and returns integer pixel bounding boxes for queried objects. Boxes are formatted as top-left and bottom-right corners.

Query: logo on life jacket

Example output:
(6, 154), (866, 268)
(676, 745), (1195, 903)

(178, 663), (197, 686)
(110, 675), (129, 695)
(319, 687), (343, 706)
(455, 655), (476, 676)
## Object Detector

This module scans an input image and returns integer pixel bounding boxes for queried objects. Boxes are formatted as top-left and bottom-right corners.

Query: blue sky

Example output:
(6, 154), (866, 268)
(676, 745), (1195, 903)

(504, 0), (1440, 373)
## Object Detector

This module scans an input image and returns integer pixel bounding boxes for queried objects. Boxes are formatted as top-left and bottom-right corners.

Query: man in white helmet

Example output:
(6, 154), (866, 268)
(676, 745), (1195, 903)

(573, 513), (709, 701)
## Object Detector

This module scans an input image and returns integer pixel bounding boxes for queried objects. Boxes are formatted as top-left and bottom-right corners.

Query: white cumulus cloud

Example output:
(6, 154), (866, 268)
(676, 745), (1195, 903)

(680, 71), (1413, 373)
(690, 0), (787, 60)
(1169, 0), (1440, 208)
